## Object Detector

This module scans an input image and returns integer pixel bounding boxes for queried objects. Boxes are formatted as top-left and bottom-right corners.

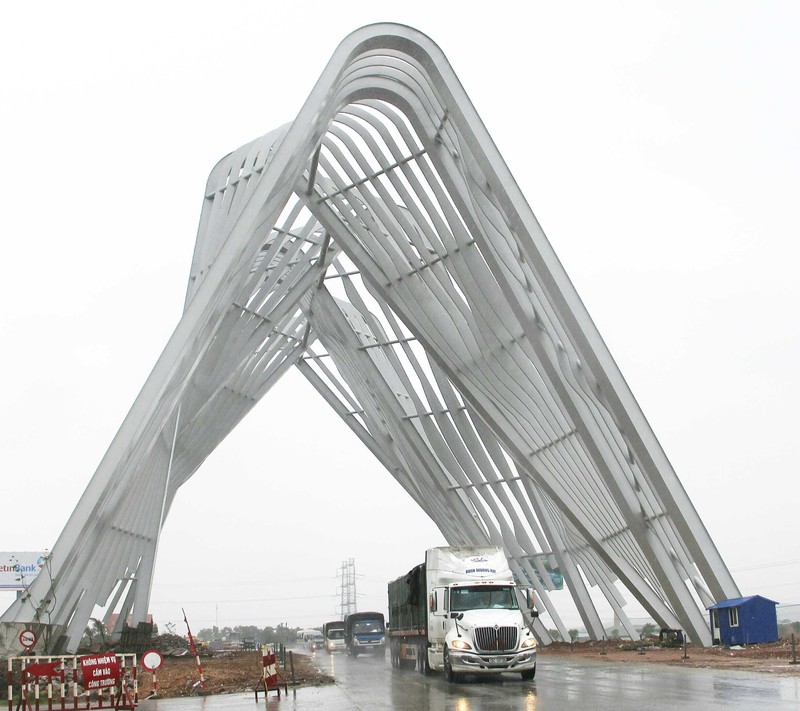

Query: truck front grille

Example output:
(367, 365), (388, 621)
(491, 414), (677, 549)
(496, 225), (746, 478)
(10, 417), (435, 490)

(474, 626), (518, 652)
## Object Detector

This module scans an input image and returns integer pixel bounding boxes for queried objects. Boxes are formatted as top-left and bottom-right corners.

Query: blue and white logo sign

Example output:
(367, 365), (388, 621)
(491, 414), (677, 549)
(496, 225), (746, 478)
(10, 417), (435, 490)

(0, 551), (47, 590)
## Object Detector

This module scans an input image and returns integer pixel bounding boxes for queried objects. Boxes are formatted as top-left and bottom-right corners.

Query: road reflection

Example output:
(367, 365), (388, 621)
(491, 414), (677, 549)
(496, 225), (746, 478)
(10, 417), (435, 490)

(146, 647), (800, 710)
(315, 647), (798, 710)
(316, 645), (542, 710)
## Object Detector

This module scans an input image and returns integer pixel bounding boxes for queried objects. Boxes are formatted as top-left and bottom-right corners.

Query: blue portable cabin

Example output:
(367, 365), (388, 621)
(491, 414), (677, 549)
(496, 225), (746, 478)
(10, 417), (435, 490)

(708, 595), (778, 645)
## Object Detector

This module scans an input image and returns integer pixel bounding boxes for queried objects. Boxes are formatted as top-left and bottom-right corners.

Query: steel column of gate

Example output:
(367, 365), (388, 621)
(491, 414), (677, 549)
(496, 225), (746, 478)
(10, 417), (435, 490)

(1, 23), (738, 653)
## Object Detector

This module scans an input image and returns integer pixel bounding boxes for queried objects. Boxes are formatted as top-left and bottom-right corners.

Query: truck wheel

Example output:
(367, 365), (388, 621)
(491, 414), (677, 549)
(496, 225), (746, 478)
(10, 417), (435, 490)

(520, 664), (536, 681)
(443, 649), (457, 682)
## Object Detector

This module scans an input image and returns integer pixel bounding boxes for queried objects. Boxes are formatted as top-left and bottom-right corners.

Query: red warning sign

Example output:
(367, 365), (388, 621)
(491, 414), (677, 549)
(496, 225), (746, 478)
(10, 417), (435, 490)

(80, 653), (121, 690)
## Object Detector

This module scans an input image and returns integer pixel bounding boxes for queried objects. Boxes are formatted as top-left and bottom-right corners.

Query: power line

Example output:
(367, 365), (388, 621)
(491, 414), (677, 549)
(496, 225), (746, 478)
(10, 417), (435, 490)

(731, 558), (800, 573)
(751, 580), (800, 590)
(154, 575), (336, 588)
(157, 611), (342, 625)
(152, 593), (336, 604)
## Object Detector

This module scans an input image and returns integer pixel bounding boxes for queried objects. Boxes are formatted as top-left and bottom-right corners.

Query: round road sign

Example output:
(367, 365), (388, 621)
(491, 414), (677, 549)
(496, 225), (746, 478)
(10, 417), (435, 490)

(19, 629), (37, 649)
(141, 649), (163, 671)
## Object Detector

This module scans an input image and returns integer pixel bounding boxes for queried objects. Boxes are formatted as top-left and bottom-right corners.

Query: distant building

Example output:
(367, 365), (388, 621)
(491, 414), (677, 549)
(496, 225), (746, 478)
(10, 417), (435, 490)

(107, 613), (153, 634)
(708, 595), (778, 645)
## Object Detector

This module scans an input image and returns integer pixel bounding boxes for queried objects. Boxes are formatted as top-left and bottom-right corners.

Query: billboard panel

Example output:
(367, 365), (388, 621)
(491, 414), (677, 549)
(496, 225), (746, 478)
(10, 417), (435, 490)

(0, 551), (47, 590)
(516, 555), (564, 591)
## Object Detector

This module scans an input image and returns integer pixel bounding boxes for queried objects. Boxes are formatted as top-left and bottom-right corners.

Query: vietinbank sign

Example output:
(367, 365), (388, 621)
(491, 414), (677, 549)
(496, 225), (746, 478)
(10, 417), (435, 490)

(0, 551), (47, 589)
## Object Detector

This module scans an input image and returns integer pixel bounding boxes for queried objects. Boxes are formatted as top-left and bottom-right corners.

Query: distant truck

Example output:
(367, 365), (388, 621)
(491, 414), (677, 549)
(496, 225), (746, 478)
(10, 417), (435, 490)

(344, 611), (386, 656)
(322, 620), (346, 652)
(387, 546), (538, 681)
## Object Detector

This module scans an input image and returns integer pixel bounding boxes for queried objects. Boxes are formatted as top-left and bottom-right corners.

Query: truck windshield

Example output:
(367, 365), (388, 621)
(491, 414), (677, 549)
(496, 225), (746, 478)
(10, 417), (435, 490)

(328, 629), (344, 640)
(450, 586), (518, 611)
(353, 620), (384, 634)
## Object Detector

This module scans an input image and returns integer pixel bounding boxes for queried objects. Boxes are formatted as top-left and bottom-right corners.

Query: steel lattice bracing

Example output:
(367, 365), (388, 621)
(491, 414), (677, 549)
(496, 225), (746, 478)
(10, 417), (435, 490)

(1, 23), (739, 653)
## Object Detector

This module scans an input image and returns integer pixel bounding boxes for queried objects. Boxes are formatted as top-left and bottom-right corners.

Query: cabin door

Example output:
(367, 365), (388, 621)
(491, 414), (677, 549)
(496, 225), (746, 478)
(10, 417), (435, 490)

(711, 609), (720, 644)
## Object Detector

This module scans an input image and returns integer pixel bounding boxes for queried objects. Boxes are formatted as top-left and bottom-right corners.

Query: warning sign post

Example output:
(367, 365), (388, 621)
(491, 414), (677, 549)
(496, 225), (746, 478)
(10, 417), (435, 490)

(254, 645), (288, 700)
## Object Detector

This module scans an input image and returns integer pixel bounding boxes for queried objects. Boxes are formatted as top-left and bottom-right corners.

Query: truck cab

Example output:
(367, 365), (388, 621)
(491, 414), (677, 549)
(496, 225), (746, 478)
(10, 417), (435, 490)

(322, 620), (346, 652)
(428, 579), (537, 680)
(388, 547), (538, 680)
(425, 547), (537, 681)
(344, 611), (386, 656)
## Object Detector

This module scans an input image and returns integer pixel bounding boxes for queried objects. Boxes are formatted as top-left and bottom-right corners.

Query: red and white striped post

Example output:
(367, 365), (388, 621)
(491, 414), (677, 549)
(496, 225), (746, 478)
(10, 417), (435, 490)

(182, 609), (207, 691)
(141, 649), (163, 700)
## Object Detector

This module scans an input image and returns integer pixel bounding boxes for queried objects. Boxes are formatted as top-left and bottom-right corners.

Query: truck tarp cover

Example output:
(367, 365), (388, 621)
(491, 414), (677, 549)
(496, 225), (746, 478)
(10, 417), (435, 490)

(388, 563), (426, 631)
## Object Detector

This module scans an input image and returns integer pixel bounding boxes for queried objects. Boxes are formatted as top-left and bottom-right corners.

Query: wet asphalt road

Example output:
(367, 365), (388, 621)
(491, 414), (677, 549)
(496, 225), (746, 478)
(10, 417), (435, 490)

(145, 646), (800, 710)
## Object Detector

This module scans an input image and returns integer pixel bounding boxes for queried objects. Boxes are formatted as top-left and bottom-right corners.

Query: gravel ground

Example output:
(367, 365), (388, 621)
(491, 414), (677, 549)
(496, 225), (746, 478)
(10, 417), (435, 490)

(137, 650), (333, 698)
(541, 639), (800, 675)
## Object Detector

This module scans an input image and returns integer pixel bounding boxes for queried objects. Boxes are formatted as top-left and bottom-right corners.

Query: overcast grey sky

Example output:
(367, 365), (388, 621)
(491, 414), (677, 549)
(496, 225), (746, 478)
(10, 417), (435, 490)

(2, 1), (798, 632)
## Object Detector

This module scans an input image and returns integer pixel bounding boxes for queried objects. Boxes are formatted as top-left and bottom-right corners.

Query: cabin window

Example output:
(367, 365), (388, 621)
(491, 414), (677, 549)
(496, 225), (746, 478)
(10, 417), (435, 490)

(450, 585), (519, 611)
(729, 607), (739, 627)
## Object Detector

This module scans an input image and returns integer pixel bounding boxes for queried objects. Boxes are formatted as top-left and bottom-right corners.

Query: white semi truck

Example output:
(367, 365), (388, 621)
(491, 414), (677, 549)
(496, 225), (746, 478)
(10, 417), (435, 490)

(387, 546), (538, 681)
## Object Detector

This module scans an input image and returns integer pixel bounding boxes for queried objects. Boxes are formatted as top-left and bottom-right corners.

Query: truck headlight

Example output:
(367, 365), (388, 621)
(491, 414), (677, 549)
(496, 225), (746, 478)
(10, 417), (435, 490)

(451, 639), (472, 650)
(521, 638), (537, 649)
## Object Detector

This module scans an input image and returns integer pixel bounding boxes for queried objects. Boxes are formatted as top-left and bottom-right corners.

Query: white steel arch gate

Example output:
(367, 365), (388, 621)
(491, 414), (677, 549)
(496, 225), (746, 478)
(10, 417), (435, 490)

(1, 23), (739, 653)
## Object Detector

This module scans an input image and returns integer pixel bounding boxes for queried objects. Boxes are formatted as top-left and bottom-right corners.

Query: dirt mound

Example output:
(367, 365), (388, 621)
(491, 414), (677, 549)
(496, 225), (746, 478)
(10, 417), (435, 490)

(137, 651), (333, 698)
